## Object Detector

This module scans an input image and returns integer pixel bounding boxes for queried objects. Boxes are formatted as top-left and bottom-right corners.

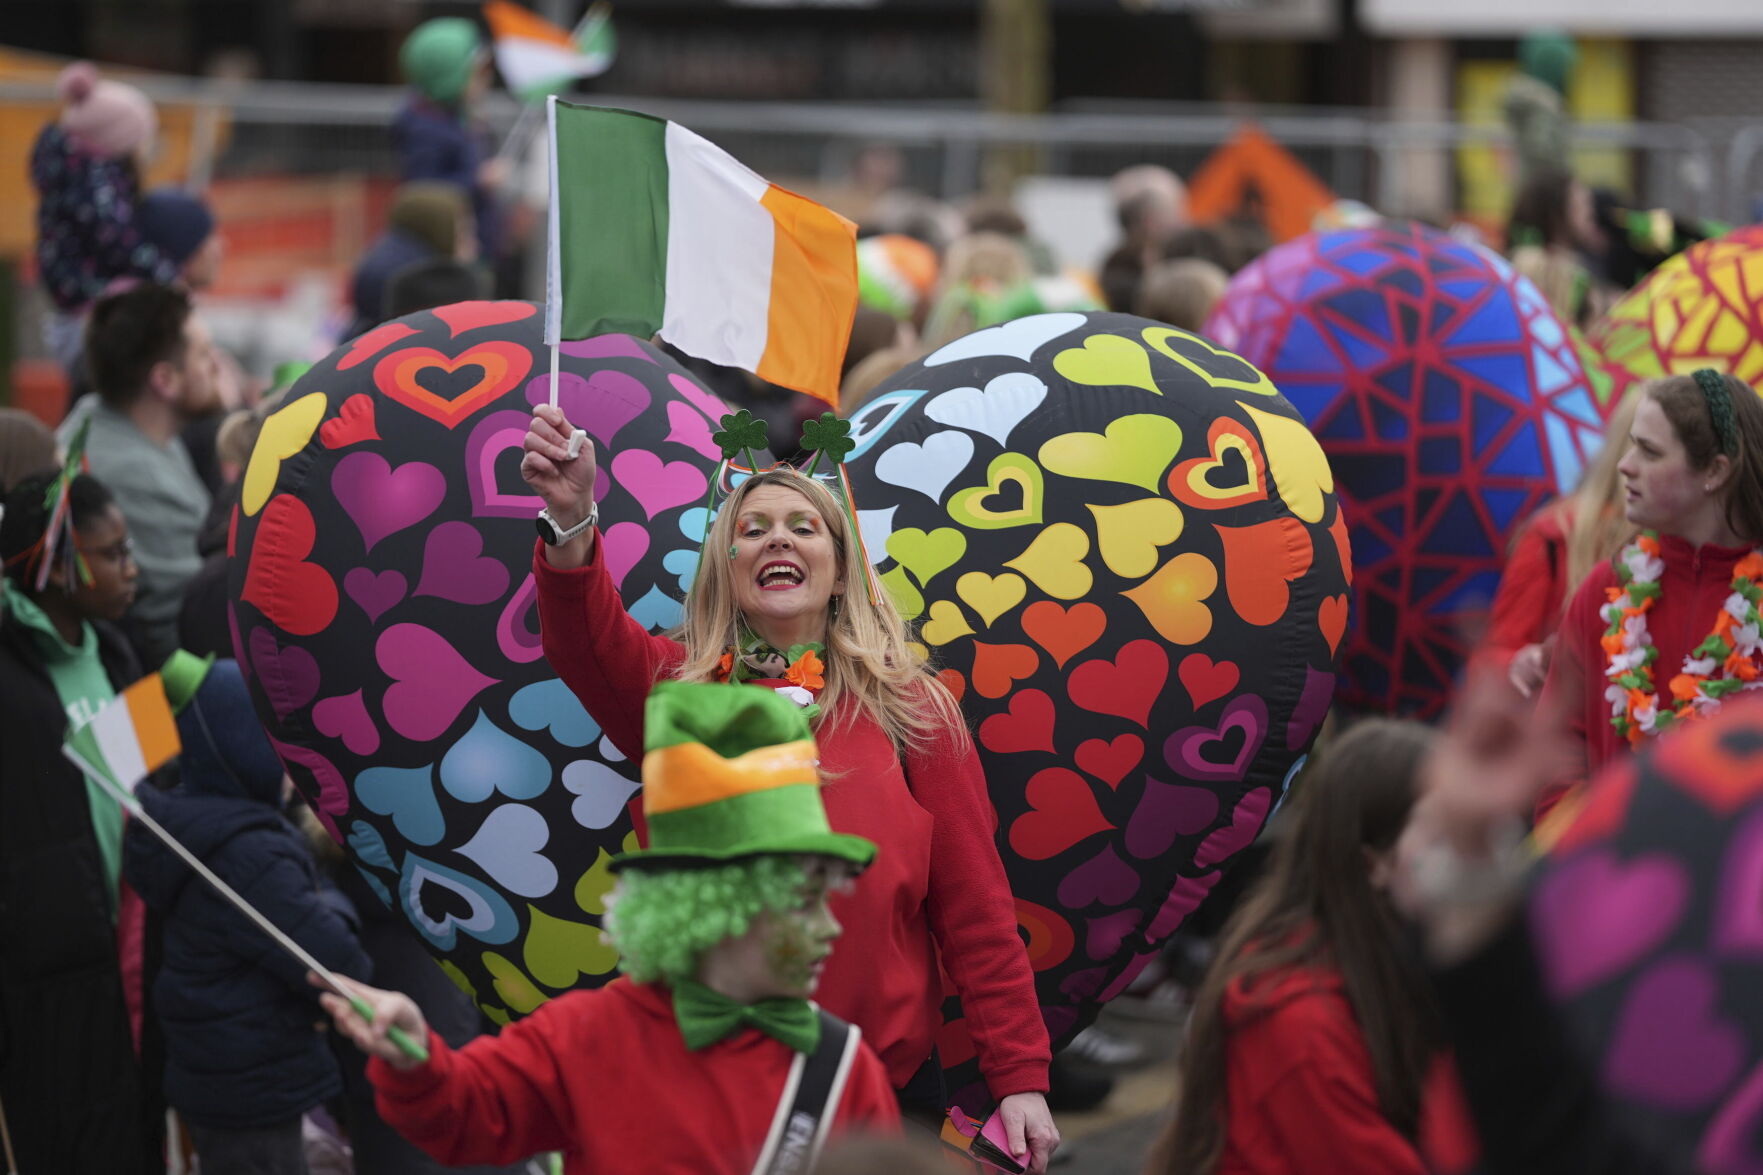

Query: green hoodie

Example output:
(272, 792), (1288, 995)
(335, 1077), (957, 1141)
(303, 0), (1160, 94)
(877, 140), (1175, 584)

(4, 578), (124, 907)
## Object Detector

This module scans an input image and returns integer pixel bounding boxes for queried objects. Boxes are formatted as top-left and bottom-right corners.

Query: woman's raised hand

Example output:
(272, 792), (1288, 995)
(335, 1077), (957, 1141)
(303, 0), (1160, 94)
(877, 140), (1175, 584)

(521, 404), (598, 524)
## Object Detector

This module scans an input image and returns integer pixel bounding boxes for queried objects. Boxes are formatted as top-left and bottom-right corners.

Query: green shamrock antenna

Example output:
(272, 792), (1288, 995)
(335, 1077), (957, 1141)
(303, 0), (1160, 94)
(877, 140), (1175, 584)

(796, 412), (880, 608)
(692, 410), (773, 584)
(712, 409), (769, 472)
(799, 412), (854, 477)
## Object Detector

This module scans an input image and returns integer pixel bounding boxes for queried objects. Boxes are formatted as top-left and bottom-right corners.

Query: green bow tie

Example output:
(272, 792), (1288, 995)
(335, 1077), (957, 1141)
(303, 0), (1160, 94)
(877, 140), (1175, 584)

(672, 980), (821, 1055)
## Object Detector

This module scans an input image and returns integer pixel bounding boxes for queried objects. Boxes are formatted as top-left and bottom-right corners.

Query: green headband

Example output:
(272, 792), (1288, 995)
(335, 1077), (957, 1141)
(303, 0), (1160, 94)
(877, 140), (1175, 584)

(1692, 368), (1740, 458)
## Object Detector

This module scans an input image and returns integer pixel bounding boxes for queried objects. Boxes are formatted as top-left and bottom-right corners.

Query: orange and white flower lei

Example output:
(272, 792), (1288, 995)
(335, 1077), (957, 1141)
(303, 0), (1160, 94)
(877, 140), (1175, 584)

(1601, 532), (1763, 744)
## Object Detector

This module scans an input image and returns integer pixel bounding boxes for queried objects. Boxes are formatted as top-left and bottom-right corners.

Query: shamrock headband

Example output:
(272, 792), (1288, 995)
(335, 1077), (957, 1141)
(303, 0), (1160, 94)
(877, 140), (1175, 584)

(1692, 368), (1740, 459)
(694, 409), (880, 606)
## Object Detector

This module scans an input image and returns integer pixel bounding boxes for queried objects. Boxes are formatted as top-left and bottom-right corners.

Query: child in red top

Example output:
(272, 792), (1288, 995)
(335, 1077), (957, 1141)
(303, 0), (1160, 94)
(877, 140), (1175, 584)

(1540, 371), (1763, 805)
(323, 683), (901, 1175)
(1149, 720), (1477, 1175)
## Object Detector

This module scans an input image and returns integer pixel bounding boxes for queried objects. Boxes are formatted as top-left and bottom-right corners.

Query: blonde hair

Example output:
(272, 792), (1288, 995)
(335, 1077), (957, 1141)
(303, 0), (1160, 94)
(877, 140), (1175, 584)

(939, 232), (1032, 292)
(921, 234), (1035, 351)
(1136, 258), (1230, 333)
(1563, 389), (1641, 592)
(669, 468), (967, 754)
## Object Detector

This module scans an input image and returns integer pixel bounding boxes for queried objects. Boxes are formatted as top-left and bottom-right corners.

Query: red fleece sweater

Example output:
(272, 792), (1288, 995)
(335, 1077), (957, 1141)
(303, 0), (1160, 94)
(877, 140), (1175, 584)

(1540, 534), (1756, 787)
(531, 540), (1051, 1098)
(1216, 963), (1478, 1175)
(1486, 502), (1571, 663)
(368, 979), (900, 1174)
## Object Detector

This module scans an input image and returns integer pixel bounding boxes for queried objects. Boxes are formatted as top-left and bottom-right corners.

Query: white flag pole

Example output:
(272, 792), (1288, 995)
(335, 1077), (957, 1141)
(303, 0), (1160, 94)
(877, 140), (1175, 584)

(544, 94), (564, 415)
(494, 102), (544, 171)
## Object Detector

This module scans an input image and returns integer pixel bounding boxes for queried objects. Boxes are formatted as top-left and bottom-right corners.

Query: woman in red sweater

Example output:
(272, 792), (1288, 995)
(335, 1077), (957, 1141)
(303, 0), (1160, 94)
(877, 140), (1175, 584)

(1486, 393), (1638, 696)
(1147, 720), (1476, 1175)
(1539, 370), (1763, 794)
(520, 403), (1057, 1171)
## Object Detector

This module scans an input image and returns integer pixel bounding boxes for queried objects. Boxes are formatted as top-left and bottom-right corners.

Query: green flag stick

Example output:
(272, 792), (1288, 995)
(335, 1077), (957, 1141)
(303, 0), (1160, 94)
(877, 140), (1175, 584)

(66, 750), (429, 1064)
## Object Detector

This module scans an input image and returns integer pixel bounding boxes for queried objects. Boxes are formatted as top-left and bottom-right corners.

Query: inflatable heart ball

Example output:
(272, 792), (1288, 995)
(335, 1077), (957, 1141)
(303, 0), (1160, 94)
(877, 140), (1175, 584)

(227, 302), (768, 1022)
(1533, 699), (1763, 1175)
(844, 309), (1348, 1102)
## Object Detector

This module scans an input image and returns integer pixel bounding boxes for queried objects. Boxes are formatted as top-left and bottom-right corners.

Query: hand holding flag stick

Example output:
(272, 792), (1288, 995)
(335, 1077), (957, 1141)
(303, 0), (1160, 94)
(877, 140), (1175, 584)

(63, 677), (429, 1064)
(521, 404), (599, 527)
(313, 973), (433, 1072)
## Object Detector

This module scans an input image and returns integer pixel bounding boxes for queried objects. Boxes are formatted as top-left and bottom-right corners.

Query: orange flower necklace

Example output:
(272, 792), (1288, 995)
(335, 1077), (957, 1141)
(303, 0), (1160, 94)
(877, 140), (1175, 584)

(715, 632), (824, 715)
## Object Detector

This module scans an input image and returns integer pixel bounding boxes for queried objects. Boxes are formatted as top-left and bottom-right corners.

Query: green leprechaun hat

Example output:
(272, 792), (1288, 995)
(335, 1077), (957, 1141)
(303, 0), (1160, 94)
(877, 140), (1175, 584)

(611, 681), (876, 872)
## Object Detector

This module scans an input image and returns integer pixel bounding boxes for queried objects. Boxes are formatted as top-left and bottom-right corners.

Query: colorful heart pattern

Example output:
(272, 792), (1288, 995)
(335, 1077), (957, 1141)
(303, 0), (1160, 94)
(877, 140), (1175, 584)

(1529, 692), (1763, 1167)
(846, 310), (1347, 1099)
(227, 304), (761, 1027)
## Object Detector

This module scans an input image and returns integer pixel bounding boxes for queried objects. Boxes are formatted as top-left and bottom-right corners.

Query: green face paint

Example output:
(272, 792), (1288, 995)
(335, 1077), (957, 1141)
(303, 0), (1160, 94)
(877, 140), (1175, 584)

(761, 873), (843, 995)
(762, 914), (821, 993)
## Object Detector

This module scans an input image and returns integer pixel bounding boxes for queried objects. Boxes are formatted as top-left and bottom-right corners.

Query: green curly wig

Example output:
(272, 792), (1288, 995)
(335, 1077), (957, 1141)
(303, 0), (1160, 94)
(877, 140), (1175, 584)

(604, 856), (808, 984)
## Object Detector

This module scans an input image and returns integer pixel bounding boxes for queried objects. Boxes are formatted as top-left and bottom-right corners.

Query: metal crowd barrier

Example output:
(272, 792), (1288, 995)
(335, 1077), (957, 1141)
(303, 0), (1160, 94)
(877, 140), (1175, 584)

(0, 77), (1750, 223)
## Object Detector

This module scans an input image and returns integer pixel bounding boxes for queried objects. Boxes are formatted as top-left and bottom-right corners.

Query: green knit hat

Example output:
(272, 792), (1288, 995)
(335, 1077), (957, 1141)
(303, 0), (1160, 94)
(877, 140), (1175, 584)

(400, 18), (483, 106)
(1518, 29), (1578, 95)
(612, 682), (876, 872)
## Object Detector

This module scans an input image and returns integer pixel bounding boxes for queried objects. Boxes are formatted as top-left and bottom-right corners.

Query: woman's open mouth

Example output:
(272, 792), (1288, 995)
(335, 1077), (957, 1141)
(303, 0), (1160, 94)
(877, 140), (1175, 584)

(758, 561), (804, 591)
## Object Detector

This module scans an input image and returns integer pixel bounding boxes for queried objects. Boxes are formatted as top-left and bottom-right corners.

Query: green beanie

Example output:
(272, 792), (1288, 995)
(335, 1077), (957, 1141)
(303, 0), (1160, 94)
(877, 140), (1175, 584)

(1518, 29), (1578, 96)
(400, 18), (483, 107)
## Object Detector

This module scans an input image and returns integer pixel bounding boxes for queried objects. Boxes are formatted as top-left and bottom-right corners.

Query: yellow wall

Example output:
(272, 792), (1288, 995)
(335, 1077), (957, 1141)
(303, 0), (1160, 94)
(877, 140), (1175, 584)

(1454, 38), (1634, 229)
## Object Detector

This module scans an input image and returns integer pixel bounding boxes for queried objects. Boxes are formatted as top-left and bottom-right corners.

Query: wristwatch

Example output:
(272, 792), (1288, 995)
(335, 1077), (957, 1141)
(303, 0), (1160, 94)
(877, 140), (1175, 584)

(536, 503), (597, 546)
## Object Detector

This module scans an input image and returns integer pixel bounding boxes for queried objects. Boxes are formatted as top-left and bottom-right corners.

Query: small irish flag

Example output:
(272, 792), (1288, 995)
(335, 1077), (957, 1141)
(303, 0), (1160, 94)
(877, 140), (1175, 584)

(545, 101), (858, 406)
(63, 676), (181, 795)
(484, 1), (614, 103)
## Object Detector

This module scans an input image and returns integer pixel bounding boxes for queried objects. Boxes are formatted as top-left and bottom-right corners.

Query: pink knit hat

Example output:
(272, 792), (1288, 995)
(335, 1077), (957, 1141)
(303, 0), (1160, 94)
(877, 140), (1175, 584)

(56, 62), (157, 159)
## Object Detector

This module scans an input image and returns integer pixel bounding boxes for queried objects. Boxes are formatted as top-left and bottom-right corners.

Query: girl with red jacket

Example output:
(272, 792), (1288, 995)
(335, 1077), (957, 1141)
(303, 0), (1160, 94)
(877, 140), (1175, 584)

(520, 404), (1058, 1171)
(1539, 370), (1763, 792)
(1147, 721), (1476, 1175)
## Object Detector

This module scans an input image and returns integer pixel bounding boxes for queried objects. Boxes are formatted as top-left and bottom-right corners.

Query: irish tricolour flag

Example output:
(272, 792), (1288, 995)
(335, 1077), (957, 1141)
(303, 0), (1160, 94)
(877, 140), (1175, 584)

(545, 101), (858, 406)
(63, 676), (180, 795)
(484, 0), (614, 102)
